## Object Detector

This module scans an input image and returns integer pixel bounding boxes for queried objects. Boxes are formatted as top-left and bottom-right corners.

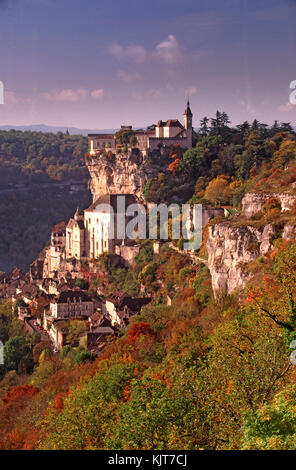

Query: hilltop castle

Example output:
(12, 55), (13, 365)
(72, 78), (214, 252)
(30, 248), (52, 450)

(88, 100), (193, 155)
(42, 102), (195, 276)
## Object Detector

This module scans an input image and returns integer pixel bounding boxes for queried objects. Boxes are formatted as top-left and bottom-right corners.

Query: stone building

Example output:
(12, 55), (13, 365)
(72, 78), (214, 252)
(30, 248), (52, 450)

(88, 101), (193, 156)
(65, 208), (85, 259)
(48, 222), (66, 271)
(84, 194), (137, 259)
(49, 289), (94, 319)
(65, 195), (137, 261)
(42, 222), (66, 277)
(88, 133), (116, 154)
(104, 292), (151, 327)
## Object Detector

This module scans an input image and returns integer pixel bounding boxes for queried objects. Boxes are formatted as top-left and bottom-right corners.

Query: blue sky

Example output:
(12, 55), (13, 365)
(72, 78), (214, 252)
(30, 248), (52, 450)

(0, 0), (295, 129)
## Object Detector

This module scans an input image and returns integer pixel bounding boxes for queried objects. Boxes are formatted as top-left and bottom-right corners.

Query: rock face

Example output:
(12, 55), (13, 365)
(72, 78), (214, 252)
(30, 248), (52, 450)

(242, 192), (296, 218)
(207, 223), (275, 295)
(282, 224), (296, 241)
(86, 153), (151, 203)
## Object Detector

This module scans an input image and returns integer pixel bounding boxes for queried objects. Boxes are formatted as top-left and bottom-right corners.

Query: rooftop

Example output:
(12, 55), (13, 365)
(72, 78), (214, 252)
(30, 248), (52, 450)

(55, 289), (92, 304)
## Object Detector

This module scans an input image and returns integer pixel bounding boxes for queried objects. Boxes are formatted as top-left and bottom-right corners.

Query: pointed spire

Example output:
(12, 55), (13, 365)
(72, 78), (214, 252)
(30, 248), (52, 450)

(184, 99), (193, 116)
(74, 207), (83, 220)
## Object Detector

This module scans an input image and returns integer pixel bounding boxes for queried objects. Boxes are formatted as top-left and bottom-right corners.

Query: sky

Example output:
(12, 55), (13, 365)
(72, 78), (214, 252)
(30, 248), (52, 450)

(0, 0), (295, 130)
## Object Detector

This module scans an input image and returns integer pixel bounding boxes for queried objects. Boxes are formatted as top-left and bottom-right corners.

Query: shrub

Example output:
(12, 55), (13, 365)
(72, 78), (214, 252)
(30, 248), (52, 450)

(74, 350), (95, 365)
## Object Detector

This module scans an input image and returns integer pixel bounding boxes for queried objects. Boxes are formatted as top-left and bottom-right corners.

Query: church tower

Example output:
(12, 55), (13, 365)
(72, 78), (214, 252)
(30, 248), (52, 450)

(183, 100), (193, 147)
(74, 207), (83, 221)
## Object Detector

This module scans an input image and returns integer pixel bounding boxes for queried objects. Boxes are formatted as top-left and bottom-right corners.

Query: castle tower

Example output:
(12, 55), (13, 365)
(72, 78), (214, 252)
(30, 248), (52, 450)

(183, 100), (193, 147)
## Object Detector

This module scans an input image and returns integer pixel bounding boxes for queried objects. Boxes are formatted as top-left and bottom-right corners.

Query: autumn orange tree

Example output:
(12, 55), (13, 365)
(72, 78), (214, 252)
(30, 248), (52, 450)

(204, 175), (233, 205)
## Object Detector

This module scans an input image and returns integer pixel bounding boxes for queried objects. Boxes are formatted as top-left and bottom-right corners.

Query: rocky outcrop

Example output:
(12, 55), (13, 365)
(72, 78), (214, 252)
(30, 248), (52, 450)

(282, 224), (296, 241)
(207, 223), (275, 295)
(86, 153), (153, 203)
(242, 192), (296, 218)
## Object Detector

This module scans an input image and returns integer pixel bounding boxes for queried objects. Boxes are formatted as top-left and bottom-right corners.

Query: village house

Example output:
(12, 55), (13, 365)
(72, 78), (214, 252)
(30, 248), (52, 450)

(104, 292), (151, 327)
(49, 289), (94, 319)
(84, 327), (115, 350)
(48, 221), (66, 272)
(17, 283), (40, 304)
(42, 221), (67, 277)
(48, 321), (68, 351)
(38, 276), (76, 296)
(80, 317), (115, 352)
(65, 208), (85, 260)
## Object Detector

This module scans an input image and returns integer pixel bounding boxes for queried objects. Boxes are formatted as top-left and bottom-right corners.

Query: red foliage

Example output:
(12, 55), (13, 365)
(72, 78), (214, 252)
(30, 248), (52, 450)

(243, 289), (260, 306)
(122, 386), (130, 401)
(4, 429), (26, 450)
(151, 372), (163, 381)
(274, 132), (286, 138)
(53, 392), (69, 412)
(22, 431), (40, 450)
(168, 158), (181, 174)
(0, 385), (40, 450)
(270, 248), (279, 260)
(128, 322), (152, 343)
(2, 385), (39, 407)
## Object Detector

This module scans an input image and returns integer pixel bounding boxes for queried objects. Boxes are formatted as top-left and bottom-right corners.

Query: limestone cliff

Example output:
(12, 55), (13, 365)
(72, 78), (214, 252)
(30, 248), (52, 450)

(86, 153), (153, 203)
(242, 192), (296, 218)
(206, 223), (275, 295)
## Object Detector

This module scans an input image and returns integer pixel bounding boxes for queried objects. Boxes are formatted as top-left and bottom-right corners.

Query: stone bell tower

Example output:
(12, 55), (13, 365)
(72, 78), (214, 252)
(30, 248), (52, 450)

(183, 100), (193, 148)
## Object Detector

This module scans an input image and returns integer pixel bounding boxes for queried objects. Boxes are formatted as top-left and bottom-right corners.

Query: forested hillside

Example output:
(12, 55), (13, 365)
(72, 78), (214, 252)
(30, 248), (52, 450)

(0, 130), (91, 272)
(0, 130), (88, 186)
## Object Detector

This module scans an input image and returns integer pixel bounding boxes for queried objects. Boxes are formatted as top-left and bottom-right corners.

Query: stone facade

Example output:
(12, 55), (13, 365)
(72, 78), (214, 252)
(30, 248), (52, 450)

(65, 208), (85, 259)
(43, 222), (66, 277)
(49, 289), (94, 319)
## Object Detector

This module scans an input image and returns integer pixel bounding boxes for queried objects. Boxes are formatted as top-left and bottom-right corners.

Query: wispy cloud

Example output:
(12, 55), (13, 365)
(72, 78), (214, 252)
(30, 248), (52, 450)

(40, 88), (88, 102)
(109, 42), (147, 63)
(40, 88), (104, 102)
(4, 90), (31, 106)
(90, 89), (104, 100)
(108, 35), (184, 66)
(155, 35), (183, 65)
(278, 101), (294, 113)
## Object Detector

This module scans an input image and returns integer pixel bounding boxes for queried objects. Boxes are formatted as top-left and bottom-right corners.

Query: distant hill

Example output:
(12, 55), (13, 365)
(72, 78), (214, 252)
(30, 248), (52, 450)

(0, 124), (117, 136)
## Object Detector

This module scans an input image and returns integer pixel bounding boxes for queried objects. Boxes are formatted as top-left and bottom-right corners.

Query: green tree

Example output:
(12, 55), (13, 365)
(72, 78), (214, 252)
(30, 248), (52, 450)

(4, 336), (34, 374)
